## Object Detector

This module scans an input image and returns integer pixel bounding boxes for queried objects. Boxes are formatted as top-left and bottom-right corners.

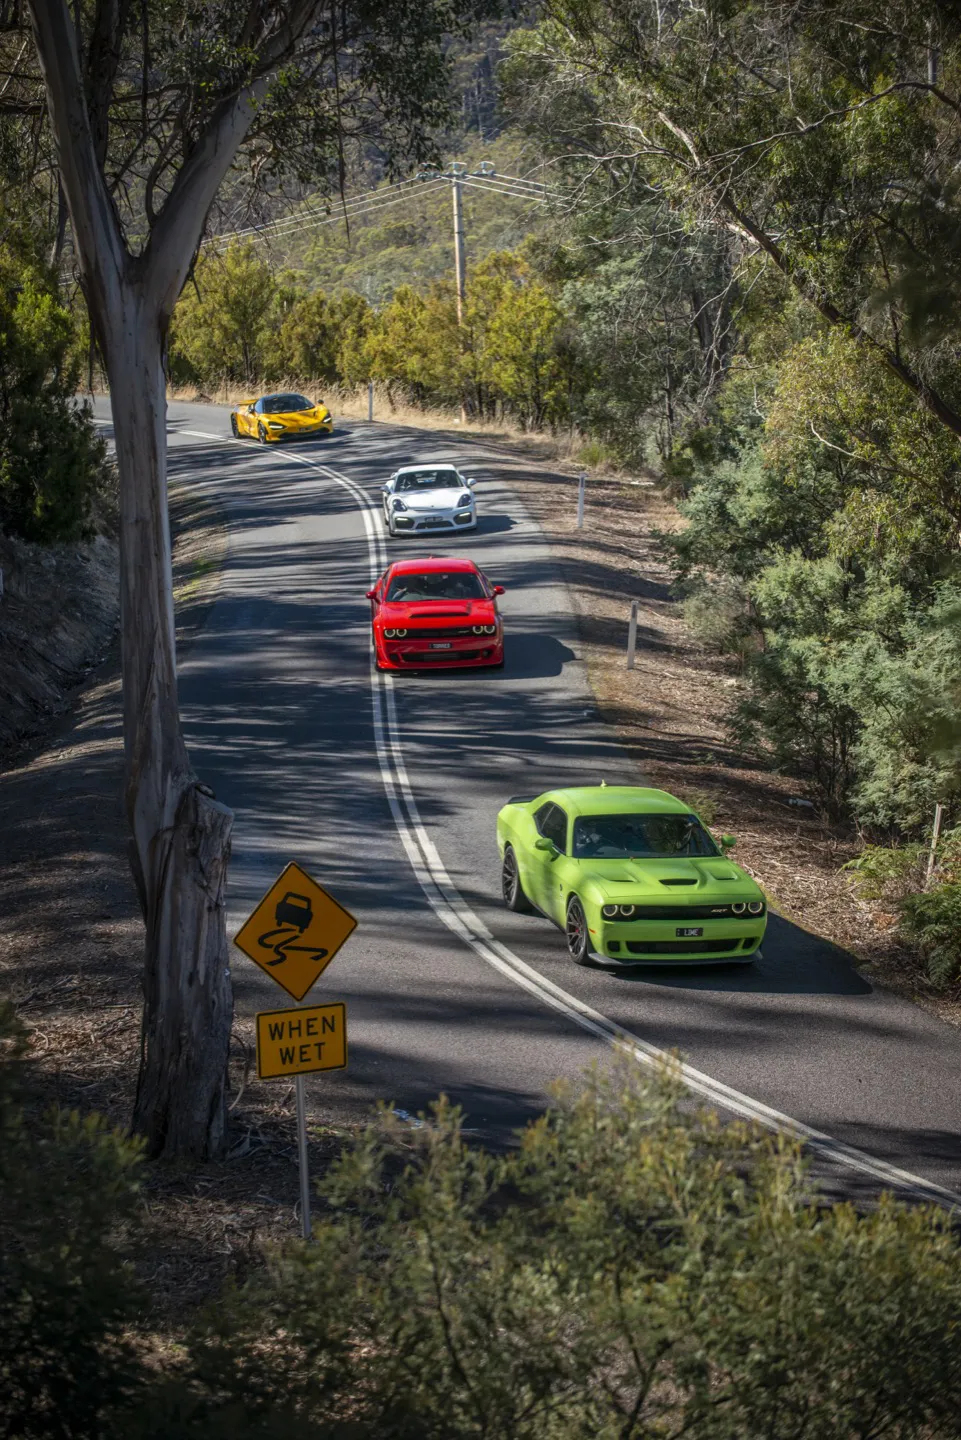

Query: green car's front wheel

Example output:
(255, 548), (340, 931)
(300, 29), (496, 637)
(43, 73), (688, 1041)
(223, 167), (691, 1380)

(566, 895), (593, 966)
(502, 845), (535, 913)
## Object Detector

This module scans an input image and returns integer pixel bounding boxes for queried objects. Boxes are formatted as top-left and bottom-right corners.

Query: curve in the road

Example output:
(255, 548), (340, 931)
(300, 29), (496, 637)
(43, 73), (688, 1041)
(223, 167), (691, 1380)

(181, 424), (961, 1212)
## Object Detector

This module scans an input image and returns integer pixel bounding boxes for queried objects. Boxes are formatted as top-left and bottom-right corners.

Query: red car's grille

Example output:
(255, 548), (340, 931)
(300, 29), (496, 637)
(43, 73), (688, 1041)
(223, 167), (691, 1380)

(401, 648), (489, 663)
(404, 626), (474, 639)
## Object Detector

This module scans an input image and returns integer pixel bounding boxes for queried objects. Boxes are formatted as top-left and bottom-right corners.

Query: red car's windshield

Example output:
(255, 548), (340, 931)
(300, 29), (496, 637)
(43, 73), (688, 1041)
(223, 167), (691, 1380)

(386, 571), (486, 602)
(572, 814), (718, 859)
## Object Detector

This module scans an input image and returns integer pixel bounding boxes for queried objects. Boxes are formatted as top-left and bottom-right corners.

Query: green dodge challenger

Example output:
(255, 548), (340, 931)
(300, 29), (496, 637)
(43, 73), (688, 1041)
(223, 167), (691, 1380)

(497, 785), (767, 967)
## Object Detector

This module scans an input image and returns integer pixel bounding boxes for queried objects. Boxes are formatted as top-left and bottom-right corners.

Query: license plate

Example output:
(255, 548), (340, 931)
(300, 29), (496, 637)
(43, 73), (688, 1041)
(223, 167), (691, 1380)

(431, 642), (452, 650)
(676, 926), (703, 938)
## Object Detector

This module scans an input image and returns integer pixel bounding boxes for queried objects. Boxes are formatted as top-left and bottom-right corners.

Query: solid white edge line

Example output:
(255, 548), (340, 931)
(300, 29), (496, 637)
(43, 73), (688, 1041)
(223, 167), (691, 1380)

(179, 423), (961, 1211)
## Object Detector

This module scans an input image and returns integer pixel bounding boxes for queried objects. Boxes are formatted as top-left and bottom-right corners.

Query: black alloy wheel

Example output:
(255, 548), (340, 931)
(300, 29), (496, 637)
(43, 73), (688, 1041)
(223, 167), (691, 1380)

(566, 895), (592, 966)
(230, 413), (239, 438)
(502, 845), (534, 913)
(257, 421), (268, 444)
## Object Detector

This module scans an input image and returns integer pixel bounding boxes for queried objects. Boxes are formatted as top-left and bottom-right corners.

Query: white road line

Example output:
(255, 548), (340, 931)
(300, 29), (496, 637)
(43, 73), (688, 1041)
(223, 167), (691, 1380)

(182, 425), (961, 1211)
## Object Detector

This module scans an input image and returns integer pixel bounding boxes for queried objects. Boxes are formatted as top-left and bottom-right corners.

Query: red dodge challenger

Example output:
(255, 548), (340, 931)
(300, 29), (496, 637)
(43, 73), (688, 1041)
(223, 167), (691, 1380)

(366, 557), (505, 670)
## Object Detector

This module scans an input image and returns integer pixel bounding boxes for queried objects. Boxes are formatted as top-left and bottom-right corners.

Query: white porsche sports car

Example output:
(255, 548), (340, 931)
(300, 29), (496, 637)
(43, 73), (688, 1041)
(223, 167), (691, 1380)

(381, 464), (477, 538)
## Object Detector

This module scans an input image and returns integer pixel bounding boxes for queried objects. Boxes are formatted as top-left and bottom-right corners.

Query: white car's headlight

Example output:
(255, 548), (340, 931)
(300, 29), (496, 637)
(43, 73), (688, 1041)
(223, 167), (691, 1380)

(392, 499), (408, 512)
(457, 492), (472, 507)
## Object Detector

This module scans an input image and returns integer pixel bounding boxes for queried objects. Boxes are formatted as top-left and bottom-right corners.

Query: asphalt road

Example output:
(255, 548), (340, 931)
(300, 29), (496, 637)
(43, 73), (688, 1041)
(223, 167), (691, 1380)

(99, 398), (961, 1208)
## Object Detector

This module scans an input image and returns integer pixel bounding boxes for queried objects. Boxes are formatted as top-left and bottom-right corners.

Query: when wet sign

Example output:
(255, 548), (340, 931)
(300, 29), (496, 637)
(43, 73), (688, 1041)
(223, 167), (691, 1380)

(256, 1002), (347, 1079)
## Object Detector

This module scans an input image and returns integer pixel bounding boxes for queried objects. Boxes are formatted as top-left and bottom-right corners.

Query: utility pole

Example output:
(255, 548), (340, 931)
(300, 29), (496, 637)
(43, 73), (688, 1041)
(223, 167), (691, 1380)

(415, 160), (499, 424)
(451, 162), (466, 326)
(450, 163), (468, 422)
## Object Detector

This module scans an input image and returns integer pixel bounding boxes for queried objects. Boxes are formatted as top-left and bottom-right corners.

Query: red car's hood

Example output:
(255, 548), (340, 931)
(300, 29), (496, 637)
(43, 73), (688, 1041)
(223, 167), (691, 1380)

(380, 599), (497, 622)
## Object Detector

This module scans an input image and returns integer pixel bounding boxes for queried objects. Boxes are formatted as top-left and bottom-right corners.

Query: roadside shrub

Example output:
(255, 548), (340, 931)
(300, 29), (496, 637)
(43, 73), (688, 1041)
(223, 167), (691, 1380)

(0, 1003), (145, 1439)
(683, 578), (757, 661)
(842, 842), (927, 904)
(900, 884), (961, 985)
(141, 1063), (961, 1439)
(0, 256), (110, 543)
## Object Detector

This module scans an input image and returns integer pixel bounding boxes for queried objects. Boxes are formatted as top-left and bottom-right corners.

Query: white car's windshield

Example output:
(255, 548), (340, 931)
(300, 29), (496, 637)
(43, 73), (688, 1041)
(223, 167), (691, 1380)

(395, 470), (461, 493)
(386, 571), (486, 601)
(572, 814), (718, 859)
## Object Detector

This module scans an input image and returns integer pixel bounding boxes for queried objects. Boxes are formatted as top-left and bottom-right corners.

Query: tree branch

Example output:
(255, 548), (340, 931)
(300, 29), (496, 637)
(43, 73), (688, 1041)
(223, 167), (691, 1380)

(26, 0), (125, 327)
(142, 0), (325, 319)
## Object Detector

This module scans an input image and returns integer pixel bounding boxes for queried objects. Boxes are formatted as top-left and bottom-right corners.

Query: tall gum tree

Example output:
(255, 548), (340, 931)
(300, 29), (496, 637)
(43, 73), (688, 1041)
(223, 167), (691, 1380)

(23, 0), (490, 1159)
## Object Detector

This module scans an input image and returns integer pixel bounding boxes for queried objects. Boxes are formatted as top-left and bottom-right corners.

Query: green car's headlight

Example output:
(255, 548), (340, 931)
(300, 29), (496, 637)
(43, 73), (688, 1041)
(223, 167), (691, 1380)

(602, 904), (619, 918)
(748, 900), (764, 914)
(602, 903), (637, 919)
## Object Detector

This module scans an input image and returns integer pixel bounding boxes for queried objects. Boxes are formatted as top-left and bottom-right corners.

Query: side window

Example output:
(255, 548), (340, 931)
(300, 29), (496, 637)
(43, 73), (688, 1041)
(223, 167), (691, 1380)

(254, 398), (265, 413)
(534, 803), (568, 853)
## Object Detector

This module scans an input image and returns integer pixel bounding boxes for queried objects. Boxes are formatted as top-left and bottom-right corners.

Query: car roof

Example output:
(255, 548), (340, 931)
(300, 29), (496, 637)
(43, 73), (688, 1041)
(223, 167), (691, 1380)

(536, 786), (693, 817)
(397, 460), (461, 472)
(388, 556), (479, 574)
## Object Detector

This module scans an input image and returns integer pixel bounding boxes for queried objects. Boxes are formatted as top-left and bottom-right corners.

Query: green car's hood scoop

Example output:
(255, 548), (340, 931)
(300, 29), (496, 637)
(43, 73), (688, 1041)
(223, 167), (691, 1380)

(585, 858), (743, 891)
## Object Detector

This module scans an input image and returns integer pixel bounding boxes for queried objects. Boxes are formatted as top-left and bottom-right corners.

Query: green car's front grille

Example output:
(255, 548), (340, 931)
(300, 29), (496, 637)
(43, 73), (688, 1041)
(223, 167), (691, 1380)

(626, 939), (747, 956)
(611, 903), (764, 921)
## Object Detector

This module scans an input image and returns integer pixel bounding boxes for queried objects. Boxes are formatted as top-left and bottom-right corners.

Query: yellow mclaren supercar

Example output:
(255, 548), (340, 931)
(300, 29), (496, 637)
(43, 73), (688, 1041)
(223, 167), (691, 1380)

(230, 391), (333, 443)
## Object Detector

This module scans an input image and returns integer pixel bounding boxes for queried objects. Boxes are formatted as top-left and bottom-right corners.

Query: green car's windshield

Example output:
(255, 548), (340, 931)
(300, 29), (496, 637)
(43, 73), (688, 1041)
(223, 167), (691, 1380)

(572, 813), (718, 860)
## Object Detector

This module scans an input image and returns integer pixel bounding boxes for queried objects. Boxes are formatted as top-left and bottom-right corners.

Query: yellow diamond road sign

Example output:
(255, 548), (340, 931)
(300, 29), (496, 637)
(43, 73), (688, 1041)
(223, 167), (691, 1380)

(233, 861), (357, 1001)
(256, 1002), (347, 1079)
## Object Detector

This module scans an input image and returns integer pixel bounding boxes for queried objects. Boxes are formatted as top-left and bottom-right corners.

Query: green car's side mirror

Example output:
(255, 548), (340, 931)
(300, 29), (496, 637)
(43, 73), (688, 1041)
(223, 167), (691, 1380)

(720, 834), (737, 852)
(534, 836), (558, 854)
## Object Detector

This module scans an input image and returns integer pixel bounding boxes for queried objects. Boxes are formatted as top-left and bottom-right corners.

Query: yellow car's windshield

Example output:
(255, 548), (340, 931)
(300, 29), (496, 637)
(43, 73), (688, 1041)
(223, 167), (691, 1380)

(572, 814), (718, 859)
(261, 392), (314, 412)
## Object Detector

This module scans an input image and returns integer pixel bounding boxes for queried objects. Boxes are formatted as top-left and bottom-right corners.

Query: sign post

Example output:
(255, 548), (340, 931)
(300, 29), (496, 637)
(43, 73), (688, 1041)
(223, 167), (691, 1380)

(576, 472), (586, 529)
(234, 864), (357, 1241)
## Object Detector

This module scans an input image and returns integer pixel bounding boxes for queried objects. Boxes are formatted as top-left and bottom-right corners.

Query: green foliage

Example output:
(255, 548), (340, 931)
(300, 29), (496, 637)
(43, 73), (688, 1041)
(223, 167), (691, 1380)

(843, 844), (927, 904)
(900, 885), (961, 985)
(6, 1017), (961, 1435)
(0, 1004), (144, 1439)
(139, 1064), (961, 1438)
(0, 254), (109, 543)
(170, 245), (280, 387)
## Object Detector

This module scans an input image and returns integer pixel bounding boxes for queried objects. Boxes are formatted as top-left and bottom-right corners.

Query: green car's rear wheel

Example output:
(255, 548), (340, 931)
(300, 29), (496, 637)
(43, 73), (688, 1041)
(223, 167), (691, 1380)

(566, 895), (592, 966)
(501, 845), (534, 913)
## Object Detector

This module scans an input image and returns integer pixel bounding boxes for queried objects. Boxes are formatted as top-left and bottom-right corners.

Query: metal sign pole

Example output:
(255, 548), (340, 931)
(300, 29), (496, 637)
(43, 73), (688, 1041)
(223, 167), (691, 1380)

(627, 600), (639, 670)
(295, 1071), (312, 1240)
(576, 473), (586, 529)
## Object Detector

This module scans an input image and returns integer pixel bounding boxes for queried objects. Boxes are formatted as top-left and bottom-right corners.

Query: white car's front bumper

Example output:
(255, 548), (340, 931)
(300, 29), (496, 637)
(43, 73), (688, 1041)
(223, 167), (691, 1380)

(390, 506), (476, 533)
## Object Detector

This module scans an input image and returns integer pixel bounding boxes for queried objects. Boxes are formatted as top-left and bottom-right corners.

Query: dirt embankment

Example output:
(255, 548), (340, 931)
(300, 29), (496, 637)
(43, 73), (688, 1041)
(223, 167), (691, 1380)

(0, 531), (119, 764)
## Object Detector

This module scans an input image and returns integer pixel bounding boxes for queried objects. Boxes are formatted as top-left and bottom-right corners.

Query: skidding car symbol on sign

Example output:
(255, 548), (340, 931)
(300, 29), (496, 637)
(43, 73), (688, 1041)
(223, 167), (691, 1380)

(232, 862), (358, 1001)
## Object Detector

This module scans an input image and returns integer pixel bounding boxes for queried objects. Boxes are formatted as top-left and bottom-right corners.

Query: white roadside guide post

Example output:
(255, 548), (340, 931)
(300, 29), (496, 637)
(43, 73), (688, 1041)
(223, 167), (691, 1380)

(627, 600), (639, 670)
(926, 803), (945, 889)
(576, 471), (586, 528)
(367, 378), (374, 422)
(232, 861), (358, 1241)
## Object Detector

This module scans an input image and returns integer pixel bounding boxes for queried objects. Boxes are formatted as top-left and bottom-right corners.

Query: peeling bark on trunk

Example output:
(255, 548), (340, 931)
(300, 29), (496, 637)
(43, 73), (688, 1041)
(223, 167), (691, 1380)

(107, 293), (233, 1159)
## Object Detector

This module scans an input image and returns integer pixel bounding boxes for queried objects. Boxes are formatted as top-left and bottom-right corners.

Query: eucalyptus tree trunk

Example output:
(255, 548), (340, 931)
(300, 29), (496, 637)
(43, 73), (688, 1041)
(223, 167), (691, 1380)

(25, 0), (264, 1160)
(106, 291), (233, 1157)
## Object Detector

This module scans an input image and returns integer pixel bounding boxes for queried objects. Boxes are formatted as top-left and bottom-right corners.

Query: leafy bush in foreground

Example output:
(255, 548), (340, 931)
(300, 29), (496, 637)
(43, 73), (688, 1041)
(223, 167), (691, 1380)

(0, 1004), (144, 1439)
(4, 999), (961, 1439)
(146, 1063), (961, 1440)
